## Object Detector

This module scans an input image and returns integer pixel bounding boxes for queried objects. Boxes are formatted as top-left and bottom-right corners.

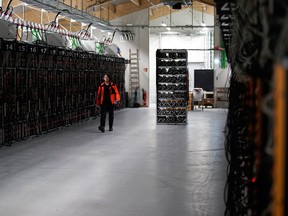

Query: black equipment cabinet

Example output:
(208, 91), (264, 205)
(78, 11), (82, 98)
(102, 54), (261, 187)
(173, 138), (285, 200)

(156, 49), (188, 124)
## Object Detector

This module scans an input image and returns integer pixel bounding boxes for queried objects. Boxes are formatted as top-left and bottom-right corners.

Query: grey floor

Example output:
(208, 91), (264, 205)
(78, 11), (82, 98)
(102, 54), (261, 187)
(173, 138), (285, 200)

(0, 107), (227, 216)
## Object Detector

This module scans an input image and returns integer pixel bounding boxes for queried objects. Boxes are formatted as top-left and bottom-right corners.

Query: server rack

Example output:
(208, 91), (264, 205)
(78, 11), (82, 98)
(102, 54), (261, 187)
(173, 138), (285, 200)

(156, 49), (188, 124)
(0, 38), (126, 146)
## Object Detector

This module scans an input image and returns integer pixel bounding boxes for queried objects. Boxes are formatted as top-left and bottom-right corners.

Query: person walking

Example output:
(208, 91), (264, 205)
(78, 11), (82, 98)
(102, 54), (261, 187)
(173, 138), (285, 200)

(96, 74), (120, 132)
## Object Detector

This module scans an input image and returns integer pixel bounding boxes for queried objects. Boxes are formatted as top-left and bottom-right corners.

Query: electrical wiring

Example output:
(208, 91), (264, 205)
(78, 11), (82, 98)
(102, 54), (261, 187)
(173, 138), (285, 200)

(217, 0), (288, 215)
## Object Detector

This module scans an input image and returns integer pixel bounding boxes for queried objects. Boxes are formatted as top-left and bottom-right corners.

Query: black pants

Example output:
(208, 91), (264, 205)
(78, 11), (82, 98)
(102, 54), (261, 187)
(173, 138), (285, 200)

(100, 103), (114, 128)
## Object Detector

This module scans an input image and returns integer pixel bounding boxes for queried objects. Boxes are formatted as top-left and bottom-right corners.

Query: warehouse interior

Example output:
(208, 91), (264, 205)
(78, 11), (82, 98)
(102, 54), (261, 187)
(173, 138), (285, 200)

(0, 0), (287, 215)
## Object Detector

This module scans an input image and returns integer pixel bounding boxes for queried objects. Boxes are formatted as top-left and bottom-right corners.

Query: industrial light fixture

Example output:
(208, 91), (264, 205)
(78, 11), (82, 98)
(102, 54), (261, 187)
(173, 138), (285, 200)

(161, 22), (167, 27)
(98, 22), (107, 27)
(166, 27), (171, 31)
(214, 58), (220, 64)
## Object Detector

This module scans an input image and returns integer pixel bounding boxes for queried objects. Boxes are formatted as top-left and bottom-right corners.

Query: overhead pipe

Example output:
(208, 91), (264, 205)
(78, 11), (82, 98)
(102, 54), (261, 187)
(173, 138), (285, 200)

(4, 0), (13, 14)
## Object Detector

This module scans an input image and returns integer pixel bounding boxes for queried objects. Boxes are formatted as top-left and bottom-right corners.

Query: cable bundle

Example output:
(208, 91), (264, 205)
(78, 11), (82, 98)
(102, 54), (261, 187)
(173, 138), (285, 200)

(216, 0), (288, 215)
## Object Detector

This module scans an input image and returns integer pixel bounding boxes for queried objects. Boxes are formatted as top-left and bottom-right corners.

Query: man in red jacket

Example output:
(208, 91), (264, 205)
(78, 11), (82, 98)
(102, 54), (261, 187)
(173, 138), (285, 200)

(96, 74), (120, 132)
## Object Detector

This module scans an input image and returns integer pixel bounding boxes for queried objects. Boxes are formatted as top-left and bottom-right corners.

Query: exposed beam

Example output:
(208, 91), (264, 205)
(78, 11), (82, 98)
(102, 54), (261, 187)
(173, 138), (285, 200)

(130, 0), (141, 6)
(93, 8), (110, 21)
(195, 0), (215, 6)
(149, 8), (153, 16)
(110, 0), (161, 20)
(101, 3), (116, 14)
(150, 2), (214, 20)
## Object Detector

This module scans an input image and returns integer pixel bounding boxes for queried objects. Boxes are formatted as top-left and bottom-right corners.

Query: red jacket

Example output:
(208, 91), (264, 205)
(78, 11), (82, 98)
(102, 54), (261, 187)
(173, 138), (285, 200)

(96, 82), (120, 105)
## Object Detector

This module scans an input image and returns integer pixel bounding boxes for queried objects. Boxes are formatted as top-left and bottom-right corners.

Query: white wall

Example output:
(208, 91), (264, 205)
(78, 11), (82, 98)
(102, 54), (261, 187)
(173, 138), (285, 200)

(149, 32), (212, 104)
(148, 7), (216, 104)
(150, 7), (214, 27)
(110, 10), (149, 26)
(109, 9), (150, 106)
(149, 33), (159, 104)
(92, 6), (230, 106)
(112, 27), (149, 105)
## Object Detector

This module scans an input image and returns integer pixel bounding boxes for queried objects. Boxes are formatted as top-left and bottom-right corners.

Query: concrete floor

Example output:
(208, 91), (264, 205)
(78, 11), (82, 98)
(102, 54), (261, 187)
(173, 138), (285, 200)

(0, 107), (227, 216)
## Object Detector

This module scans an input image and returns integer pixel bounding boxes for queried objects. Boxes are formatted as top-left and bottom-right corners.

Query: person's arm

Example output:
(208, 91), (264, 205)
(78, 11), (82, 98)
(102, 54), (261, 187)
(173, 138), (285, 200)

(113, 85), (121, 102)
(96, 86), (101, 105)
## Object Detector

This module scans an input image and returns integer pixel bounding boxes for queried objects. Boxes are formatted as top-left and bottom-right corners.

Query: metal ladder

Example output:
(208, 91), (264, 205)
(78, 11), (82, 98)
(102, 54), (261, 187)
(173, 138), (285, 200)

(129, 49), (140, 106)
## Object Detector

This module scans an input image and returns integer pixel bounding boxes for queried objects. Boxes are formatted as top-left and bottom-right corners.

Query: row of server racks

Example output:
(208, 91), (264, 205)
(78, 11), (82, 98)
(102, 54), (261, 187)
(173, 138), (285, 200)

(0, 38), (126, 146)
(156, 49), (188, 124)
(216, 0), (288, 215)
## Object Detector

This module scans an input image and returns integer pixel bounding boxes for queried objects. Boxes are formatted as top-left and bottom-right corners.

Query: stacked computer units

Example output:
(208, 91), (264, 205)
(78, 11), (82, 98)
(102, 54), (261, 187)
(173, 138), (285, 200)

(156, 49), (188, 124)
(0, 39), (126, 146)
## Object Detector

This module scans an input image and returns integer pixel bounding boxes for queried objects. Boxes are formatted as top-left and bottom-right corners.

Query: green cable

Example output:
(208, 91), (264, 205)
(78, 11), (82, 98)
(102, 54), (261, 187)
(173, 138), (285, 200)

(96, 42), (103, 54)
(71, 37), (78, 50)
(31, 29), (42, 42)
(221, 40), (227, 69)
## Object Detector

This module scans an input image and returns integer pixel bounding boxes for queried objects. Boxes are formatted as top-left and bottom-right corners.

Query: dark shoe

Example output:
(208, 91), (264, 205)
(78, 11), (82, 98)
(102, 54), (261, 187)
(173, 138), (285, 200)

(109, 127), (113, 131)
(98, 126), (105, 133)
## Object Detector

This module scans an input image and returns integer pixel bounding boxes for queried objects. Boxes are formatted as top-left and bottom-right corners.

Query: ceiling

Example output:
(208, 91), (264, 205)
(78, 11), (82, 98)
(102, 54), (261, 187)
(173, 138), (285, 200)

(2, 0), (215, 31)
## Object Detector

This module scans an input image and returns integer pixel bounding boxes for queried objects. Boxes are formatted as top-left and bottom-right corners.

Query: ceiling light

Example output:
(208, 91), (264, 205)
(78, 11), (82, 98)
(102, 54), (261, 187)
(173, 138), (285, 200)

(127, 23), (133, 26)
(214, 59), (220, 64)
(201, 22), (206, 27)
(166, 27), (171, 31)
(161, 22), (167, 27)
(98, 23), (107, 27)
